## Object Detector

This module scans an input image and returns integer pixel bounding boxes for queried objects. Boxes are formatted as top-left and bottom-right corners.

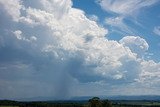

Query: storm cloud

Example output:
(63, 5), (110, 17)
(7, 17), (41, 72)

(0, 0), (160, 99)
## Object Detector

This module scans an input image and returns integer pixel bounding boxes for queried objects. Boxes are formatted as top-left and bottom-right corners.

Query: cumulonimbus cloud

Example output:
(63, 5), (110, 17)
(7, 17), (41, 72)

(0, 0), (160, 99)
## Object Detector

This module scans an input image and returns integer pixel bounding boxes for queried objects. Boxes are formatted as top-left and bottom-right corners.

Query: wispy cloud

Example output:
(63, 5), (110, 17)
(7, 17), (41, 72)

(153, 26), (160, 36)
(97, 0), (160, 35)
(104, 16), (135, 34)
(97, 0), (159, 16)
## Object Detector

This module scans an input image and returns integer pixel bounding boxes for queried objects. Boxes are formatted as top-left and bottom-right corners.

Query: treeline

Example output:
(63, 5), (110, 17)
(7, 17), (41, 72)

(2, 97), (160, 107)
(0, 100), (84, 107)
(0, 97), (113, 107)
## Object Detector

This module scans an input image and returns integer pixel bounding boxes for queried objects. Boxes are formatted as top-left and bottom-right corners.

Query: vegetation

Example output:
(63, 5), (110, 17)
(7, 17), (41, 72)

(0, 97), (160, 107)
(88, 97), (112, 107)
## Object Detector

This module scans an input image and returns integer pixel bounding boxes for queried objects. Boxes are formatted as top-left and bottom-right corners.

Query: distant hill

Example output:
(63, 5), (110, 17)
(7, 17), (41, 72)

(106, 95), (160, 101)
(1, 95), (160, 101)
(71, 95), (160, 101)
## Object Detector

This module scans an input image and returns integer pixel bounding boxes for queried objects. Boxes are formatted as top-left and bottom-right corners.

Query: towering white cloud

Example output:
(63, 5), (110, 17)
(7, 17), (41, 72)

(0, 0), (22, 22)
(120, 36), (149, 57)
(139, 60), (160, 87)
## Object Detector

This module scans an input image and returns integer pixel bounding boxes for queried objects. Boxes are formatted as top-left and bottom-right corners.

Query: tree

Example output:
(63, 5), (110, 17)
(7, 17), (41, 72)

(102, 99), (112, 107)
(88, 97), (102, 107)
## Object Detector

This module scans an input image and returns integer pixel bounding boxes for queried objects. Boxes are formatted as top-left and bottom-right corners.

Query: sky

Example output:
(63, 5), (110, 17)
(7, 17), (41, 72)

(0, 0), (160, 100)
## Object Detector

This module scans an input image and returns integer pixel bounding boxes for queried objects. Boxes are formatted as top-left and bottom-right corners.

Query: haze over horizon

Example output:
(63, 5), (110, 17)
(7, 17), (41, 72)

(0, 0), (160, 100)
